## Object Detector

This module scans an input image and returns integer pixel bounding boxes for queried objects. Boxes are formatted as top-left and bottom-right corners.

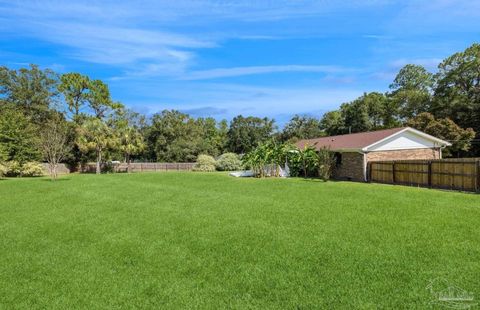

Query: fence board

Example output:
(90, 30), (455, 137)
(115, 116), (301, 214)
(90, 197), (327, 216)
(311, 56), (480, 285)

(81, 162), (195, 173)
(369, 158), (480, 192)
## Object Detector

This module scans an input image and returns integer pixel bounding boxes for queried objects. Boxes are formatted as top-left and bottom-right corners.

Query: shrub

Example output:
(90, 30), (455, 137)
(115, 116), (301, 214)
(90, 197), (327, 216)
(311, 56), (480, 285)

(192, 154), (216, 172)
(0, 163), (7, 178)
(20, 162), (44, 177)
(317, 147), (335, 181)
(5, 161), (22, 177)
(215, 153), (243, 171)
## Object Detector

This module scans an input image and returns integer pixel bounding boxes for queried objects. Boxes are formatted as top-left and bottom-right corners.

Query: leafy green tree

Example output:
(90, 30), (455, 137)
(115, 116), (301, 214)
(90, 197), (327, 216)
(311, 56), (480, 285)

(432, 43), (480, 137)
(76, 118), (116, 174)
(323, 92), (400, 136)
(87, 80), (122, 119)
(196, 117), (226, 157)
(147, 110), (203, 162)
(281, 115), (323, 142)
(0, 64), (58, 123)
(406, 112), (475, 157)
(0, 106), (41, 163)
(118, 126), (145, 172)
(320, 110), (345, 135)
(227, 115), (276, 154)
(58, 72), (90, 122)
(389, 64), (434, 119)
(109, 107), (147, 171)
(340, 99), (371, 133)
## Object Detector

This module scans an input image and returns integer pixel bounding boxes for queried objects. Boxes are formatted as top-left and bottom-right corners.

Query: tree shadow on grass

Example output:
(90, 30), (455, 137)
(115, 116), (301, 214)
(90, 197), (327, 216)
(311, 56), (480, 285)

(40, 177), (72, 182)
(297, 177), (342, 183)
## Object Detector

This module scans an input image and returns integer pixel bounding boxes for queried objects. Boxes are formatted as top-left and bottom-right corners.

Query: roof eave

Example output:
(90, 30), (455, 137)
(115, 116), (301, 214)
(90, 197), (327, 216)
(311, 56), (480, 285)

(362, 127), (451, 151)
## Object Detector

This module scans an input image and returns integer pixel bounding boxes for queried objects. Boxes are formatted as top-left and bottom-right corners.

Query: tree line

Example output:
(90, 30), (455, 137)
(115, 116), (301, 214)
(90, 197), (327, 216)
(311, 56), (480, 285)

(0, 43), (479, 176)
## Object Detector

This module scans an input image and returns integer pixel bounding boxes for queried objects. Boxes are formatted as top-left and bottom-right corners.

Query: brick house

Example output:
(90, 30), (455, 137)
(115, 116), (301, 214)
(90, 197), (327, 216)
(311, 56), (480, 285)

(295, 127), (451, 181)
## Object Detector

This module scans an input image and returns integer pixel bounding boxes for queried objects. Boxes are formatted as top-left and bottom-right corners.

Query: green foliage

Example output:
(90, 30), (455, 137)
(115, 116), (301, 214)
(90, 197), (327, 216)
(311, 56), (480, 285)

(242, 141), (285, 177)
(4, 161), (22, 176)
(20, 162), (44, 177)
(227, 115), (276, 154)
(389, 64), (434, 119)
(0, 64), (59, 124)
(192, 154), (216, 172)
(0, 161), (44, 177)
(406, 112), (475, 157)
(76, 118), (117, 174)
(317, 147), (335, 181)
(0, 162), (6, 178)
(147, 110), (226, 162)
(321, 92), (400, 136)
(87, 80), (122, 119)
(0, 107), (41, 163)
(281, 115), (323, 142)
(320, 110), (344, 136)
(432, 43), (480, 138)
(58, 72), (90, 122)
(215, 153), (243, 171)
(110, 108), (146, 171)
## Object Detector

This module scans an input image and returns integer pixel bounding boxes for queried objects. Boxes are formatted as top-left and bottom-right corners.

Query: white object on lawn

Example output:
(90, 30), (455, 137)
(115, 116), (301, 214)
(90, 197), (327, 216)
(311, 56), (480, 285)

(229, 165), (289, 178)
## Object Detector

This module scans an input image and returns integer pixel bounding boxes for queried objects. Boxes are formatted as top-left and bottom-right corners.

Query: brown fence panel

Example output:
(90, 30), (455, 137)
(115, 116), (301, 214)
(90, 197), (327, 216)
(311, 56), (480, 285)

(81, 162), (195, 173)
(370, 162), (394, 184)
(369, 158), (480, 193)
(430, 159), (478, 192)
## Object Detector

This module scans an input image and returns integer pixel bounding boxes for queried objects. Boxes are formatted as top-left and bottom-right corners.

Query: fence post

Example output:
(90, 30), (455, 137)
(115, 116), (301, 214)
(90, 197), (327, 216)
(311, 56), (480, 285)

(392, 162), (396, 184)
(428, 161), (432, 188)
(476, 159), (480, 193)
(367, 162), (372, 183)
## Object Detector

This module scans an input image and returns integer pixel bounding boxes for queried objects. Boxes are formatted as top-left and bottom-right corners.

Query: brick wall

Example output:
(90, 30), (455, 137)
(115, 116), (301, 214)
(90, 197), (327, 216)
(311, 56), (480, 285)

(333, 152), (365, 181)
(367, 148), (441, 162)
(332, 148), (441, 182)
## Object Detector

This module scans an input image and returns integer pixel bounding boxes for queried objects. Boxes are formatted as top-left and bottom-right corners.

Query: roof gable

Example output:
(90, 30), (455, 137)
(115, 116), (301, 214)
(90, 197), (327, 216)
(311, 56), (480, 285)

(296, 127), (450, 152)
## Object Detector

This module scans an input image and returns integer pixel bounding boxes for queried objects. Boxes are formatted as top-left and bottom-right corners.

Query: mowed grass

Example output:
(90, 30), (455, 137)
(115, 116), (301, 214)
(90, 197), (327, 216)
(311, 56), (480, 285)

(0, 173), (479, 309)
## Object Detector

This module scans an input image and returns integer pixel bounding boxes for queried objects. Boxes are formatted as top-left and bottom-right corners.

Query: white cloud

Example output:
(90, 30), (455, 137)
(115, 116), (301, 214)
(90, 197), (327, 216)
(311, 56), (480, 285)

(180, 65), (349, 80)
(121, 82), (365, 120)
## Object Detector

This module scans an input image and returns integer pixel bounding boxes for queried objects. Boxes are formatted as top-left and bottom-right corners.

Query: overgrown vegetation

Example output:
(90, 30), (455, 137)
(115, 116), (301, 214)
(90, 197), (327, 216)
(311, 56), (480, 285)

(242, 141), (335, 180)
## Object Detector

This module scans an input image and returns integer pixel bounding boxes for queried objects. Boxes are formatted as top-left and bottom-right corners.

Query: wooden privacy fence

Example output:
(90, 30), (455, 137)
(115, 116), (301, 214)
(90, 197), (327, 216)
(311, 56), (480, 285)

(368, 158), (480, 192)
(81, 162), (196, 173)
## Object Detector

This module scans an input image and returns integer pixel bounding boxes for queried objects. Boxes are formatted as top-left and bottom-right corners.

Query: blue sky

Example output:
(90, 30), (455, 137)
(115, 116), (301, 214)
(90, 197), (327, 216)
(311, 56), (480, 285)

(1, 1), (479, 126)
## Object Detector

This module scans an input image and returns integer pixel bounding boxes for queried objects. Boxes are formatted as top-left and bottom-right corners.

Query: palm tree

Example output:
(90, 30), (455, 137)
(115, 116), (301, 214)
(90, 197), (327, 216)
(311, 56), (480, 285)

(118, 126), (145, 173)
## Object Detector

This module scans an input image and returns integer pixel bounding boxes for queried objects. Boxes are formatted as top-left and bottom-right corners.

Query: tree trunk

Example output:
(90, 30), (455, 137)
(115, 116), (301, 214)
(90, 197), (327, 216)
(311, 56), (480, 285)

(127, 154), (131, 173)
(96, 149), (102, 174)
(53, 164), (57, 180)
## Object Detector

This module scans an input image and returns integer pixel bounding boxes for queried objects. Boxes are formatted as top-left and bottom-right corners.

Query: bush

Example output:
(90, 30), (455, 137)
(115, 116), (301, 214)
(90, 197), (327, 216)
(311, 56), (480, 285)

(0, 163), (7, 178)
(1, 161), (44, 177)
(317, 148), (335, 181)
(5, 161), (22, 177)
(20, 162), (44, 177)
(215, 153), (243, 171)
(192, 154), (216, 172)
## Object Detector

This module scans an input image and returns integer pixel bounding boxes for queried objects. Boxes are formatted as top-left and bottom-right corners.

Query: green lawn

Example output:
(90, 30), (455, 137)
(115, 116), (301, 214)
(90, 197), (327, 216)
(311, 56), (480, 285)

(0, 173), (479, 309)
